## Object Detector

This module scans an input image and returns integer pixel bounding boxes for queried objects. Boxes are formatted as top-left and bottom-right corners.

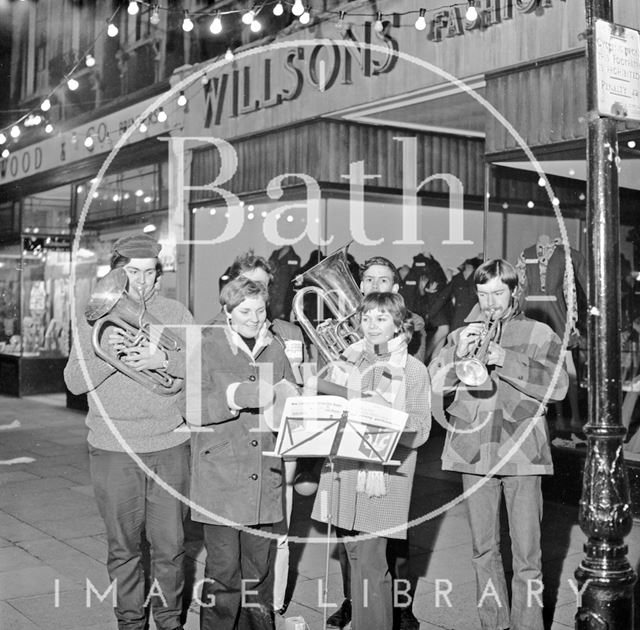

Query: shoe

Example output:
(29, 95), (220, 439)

(399, 608), (420, 630)
(326, 598), (351, 628)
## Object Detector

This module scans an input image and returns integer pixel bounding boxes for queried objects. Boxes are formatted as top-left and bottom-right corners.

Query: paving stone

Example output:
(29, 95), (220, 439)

(0, 566), (75, 600)
(0, 546), (45, 572)
(29, 514), (106, 541)
(413, 578), (481, 630)
(0, 601), (40, 630)
(0, 476), (75, 501)
(2, 488), (97, 523)
(0, 513), (49, 543)
(0, 471), (40, 484)
(64, 536), (108, 563)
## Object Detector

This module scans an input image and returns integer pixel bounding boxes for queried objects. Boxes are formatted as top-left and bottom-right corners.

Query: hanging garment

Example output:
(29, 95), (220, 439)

(268, 246), (301, 321)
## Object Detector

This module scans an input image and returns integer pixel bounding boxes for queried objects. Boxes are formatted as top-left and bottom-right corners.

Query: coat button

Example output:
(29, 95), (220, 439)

(248, 375), (256, 381)
(251, 440), (259, 447)
(250, 473), (259, 480)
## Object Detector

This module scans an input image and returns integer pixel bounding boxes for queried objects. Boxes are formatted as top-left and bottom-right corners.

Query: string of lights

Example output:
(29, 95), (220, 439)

(0, 0), (480, 159)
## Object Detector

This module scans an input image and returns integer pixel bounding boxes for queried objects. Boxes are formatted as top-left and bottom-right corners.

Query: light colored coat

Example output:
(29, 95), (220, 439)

(311, 351), (431, 539)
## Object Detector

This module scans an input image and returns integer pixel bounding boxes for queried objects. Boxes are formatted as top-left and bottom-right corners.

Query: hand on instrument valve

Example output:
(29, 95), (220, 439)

(455, 323), (485, 358)
(485, 341), (505, 367)
(107, 329), (167, 372)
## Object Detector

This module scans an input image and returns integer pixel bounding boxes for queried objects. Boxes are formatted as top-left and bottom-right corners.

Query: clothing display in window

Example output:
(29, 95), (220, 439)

(268, 246), (301, 321)
(515, 236), (587, 347)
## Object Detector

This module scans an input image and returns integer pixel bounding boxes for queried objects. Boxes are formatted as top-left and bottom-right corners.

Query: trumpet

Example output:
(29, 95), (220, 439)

(455, 309), (502, 386)
(84, 268), (183, 396)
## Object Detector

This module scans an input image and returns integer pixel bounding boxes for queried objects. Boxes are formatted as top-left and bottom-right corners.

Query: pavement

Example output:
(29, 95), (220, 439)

(1, 394), (639, 630)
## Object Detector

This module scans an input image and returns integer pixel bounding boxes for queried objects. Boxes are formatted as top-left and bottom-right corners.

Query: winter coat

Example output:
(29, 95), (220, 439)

(429, 306), (568, 476)
(188, 311), (296, 526)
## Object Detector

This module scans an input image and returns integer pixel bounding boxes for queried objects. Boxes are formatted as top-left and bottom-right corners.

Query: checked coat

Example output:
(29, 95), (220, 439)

(429, 306), (568, 476)
(311, 350), (431, 539)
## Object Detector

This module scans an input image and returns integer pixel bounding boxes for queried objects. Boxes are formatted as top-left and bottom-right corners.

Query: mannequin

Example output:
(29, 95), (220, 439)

(516, 235), (587, 428)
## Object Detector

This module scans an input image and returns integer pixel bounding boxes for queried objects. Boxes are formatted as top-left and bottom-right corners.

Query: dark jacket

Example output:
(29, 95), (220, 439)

(188, 312), (296, 526)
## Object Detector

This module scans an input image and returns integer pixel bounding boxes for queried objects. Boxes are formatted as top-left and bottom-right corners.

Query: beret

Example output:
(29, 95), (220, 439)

(112, 234), (161, 258)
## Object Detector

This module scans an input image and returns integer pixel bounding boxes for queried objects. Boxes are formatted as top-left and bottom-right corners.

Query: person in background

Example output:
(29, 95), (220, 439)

(429, 259), (568, 630)
(312, 292), (431, 630)
(64, 234), (193, 630)
(188, 277), (298, 630)
(447, 257), (483, 331)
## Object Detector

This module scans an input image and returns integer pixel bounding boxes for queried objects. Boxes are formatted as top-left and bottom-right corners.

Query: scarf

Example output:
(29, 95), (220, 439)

(337, 334), (409, 497)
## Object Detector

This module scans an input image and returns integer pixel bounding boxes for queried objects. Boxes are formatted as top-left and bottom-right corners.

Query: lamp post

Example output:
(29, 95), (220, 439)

(575, 0), (636, 627)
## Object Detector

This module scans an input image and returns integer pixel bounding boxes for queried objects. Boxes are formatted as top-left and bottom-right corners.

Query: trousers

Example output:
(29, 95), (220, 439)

(90, 442), (190, 630)
(462, 473), (544, 630)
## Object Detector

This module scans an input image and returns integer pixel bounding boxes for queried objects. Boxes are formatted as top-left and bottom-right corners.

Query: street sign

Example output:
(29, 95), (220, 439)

(595, 19), (640, 122)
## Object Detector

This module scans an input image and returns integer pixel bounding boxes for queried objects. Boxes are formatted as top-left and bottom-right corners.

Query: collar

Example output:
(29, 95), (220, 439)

(463, 302), (520, 324)
(212, 310), (274, 359)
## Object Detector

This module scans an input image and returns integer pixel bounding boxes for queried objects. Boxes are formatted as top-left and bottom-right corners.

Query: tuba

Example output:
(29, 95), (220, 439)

(291, 243), (362, 363)
(455, 309), (502, 386)
(84, 268), (183, 396)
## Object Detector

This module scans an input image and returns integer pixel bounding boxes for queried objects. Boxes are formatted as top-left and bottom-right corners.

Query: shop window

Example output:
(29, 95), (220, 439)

(22, 183), (73, 235)
(75, 162), (166, 223)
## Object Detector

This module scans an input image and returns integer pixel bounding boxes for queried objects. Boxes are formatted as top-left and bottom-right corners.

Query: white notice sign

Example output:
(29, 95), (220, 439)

(595, 20), (640, 121)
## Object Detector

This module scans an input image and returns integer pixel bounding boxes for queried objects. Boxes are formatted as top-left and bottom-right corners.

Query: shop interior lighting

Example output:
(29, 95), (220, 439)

(85, 54), (96, 67)
(135, 189), (144, 197)
(127, 1), (139, 16)
(10, 125), (20, 139)
(465, 0), (478, 21)
(40, 98), (51, 112)
(273, 1), (284, 16)
(157, 108), (167, 123)
(628, 140), (637, 148)
(242, 8), (255, 25)
(225, 48), (234, 61)
(67, 77), (79, 91)
(107, 20), (119, 37)
(292, 0), (304, 17)
(527, 200), (534, 209)
(250, 18), (262, 32)
(150, 5), (160, 25)
(143, 224), (156, 233)
(182, 11), (194, 32)
(374, 12), (384, 32)
(210, 13), (222, 34)
(415, 8), (427, 30)
(299, 8), (310, 24)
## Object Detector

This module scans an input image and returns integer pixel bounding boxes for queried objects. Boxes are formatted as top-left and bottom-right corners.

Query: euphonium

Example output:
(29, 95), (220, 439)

(455, 308), (502, 386)
(291, 243), (362, 363)
(84, 268), (183, 396)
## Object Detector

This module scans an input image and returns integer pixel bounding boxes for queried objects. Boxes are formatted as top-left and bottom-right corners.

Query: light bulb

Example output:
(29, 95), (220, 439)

(127, 0), (139, 16)
(250, 18), (261, 32)
(85, 54), (96, 67)
(225, 48), (234, 61)
(465, 1), (478, 21)
(374, 12), (383, 32)
(210, 15), (222, 34)
(41, 98), (51, 112)
(292, 0), (304, 17)
(67, 77), (79, 91)
(10, 125), (20, 138)
(273, 1), (283, 16)
(0, 133), (6, 145)
(242, 9), (255, 25)
(150, 6), (160, 25)
(107, 22), (119, 37)
(299, 9), (310, 24)
(139, 122), (148, 133)
(45, 124), (53, 134)
(415, 9), (426, 31)
(538, 177), (546, 187)
(157, 108), (167, 123)
(2, 149), (9, 159)
(177, 91), (187, 107)
(336, 10), (345, 30)
(182, 11), (194, 32)
(84, 136), (94, 148)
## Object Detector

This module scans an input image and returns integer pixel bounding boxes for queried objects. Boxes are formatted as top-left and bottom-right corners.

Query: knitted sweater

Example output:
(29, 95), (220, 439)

(64, 293), (194, 453)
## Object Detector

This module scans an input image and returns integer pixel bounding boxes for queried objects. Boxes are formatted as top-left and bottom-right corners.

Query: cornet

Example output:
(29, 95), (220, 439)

(455, 309), (502, 386)
(84, 268), (183, 396)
